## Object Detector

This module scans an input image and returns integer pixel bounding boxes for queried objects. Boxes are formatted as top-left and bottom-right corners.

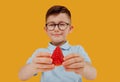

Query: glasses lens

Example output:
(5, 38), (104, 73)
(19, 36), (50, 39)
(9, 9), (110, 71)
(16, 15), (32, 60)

(46, 22), (69, 31)
(46, 23), (55, 31)
(59, 23), (68, 30)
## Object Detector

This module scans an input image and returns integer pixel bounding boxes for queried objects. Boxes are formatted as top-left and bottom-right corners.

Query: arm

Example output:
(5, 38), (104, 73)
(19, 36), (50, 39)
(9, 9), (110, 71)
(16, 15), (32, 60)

(18, 63), (38, 80)
(18, 52), (55, 81)
(78, 62), (97, 80)
(63, 54), (97, 80)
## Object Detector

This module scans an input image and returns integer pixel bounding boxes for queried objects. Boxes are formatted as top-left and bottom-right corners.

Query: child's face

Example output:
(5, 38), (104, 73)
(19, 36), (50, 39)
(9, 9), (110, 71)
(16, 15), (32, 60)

(45, 13), (73, 44)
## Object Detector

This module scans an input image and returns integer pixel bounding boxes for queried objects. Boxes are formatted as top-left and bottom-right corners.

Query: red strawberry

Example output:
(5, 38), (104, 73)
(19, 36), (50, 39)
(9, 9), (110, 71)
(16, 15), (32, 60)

(51, 46), (64, 66)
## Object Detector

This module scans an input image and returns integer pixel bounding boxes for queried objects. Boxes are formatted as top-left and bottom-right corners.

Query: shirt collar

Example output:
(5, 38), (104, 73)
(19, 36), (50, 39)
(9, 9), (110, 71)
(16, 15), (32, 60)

(48, 41), (71, 51)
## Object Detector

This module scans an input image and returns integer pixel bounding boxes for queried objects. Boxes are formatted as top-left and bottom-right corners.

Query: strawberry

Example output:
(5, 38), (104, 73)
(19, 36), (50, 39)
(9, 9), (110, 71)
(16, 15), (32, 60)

(51, 46), (64, 66)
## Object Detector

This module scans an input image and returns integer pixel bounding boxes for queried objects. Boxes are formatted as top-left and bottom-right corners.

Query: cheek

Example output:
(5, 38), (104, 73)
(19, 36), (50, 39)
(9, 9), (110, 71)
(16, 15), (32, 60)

(46, 31), (52, 36)
(64, 30), (70, 36)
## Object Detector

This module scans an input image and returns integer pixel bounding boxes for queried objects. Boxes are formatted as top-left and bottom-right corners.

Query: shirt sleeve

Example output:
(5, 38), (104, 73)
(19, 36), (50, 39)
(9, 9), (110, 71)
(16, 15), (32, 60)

(78, 46), (91, 63)
(26, 49), (40, 64)
(26, 48), (48, 64)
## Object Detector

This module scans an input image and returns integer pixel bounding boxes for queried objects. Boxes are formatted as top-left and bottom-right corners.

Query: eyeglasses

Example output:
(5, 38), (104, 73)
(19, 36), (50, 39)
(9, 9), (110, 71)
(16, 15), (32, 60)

(46, 22), (70, 31)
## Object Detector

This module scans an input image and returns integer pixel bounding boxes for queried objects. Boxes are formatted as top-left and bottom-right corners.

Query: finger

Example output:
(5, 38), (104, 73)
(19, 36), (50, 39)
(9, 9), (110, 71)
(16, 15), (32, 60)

(64, 54), (80, 60)
(64, 62), (85, 68)
(36, 64), (55, 69)
(36, 52), (51, 57)
(34, 57), (52, 64)
(64, 68), (84, 74)
(64, 68), (81, 72)
(63, 57), (84, 66)
(36, 68), (54, 72)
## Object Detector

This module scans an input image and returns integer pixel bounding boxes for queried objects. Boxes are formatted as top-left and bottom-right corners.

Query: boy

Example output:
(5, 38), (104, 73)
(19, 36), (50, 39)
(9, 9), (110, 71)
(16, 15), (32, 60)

(19, 5), (97, 82)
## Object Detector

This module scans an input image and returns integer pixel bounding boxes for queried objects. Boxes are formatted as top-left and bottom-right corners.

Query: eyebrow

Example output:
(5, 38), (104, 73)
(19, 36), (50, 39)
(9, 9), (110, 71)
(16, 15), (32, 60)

(46, 21), (69, 24)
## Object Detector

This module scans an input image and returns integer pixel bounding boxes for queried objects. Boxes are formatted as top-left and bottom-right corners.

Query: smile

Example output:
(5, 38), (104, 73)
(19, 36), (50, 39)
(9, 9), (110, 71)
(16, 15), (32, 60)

(52, 34), (62, 36)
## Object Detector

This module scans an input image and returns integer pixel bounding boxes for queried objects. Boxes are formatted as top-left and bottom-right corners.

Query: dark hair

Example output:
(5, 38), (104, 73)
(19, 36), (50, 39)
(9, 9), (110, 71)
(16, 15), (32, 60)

(46, 5), (71, 21)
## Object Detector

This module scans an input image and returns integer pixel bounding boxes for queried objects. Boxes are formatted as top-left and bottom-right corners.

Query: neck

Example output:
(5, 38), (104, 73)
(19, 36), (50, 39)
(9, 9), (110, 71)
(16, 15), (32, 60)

(51, 41), (66, 46)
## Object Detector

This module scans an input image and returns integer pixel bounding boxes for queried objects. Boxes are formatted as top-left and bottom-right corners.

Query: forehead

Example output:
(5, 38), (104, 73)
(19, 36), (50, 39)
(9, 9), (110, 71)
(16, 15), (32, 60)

(46, 13), (71, 24)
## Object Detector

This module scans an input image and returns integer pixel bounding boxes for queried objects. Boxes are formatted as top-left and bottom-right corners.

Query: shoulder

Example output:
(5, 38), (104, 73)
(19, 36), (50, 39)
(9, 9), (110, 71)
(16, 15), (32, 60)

(32, 48), (49, 55)
(70, 45), (88, 56)
(34, 48), (48, 52)
(70, 45), (85, 52)
(70, 45), (91, 62)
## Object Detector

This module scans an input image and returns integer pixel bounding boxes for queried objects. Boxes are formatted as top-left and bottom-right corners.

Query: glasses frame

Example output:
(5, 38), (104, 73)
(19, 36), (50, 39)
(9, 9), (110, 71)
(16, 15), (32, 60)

(46, 22), (70, 31)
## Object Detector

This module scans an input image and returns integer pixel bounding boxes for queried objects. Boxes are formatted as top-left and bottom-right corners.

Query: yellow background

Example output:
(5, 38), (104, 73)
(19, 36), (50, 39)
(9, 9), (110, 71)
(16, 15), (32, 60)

(0, 0), (120, 82)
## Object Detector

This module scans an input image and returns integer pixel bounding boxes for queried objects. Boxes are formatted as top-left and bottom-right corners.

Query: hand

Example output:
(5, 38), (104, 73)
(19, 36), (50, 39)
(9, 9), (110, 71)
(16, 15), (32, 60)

(31, 52), (55, 72)
(63, 53), (85, 75)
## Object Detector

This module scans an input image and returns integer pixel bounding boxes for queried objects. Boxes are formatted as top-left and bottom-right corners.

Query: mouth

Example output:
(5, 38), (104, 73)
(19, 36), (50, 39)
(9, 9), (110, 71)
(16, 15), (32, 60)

(51, 33), (62, 37)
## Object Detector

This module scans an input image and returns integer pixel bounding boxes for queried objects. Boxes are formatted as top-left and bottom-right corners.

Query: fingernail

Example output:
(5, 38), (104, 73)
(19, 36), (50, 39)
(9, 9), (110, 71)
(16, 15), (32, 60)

(62, 62), (66, 66)
(51, 59), (53, 62)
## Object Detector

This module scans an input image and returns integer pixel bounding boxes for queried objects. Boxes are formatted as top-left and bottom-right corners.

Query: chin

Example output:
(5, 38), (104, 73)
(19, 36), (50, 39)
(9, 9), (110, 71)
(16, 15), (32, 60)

(52, 39), (64, 43)
(52, 40), (62, 43)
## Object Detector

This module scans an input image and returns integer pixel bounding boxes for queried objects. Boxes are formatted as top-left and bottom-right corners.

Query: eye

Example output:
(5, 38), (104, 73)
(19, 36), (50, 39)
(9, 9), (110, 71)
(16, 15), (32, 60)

(59, 23), (66, 27)
(48, 23), (55, 27)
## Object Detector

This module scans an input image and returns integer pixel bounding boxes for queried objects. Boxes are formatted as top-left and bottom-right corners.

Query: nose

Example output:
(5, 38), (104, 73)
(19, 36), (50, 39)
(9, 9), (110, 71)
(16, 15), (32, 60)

(54, 24), (59, 31)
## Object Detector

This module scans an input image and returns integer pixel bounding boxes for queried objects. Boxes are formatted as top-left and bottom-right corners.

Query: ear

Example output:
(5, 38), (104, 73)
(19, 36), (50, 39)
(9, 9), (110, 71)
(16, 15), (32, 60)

(44, 27), (47, 32)
(69, 26), (74, 33)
